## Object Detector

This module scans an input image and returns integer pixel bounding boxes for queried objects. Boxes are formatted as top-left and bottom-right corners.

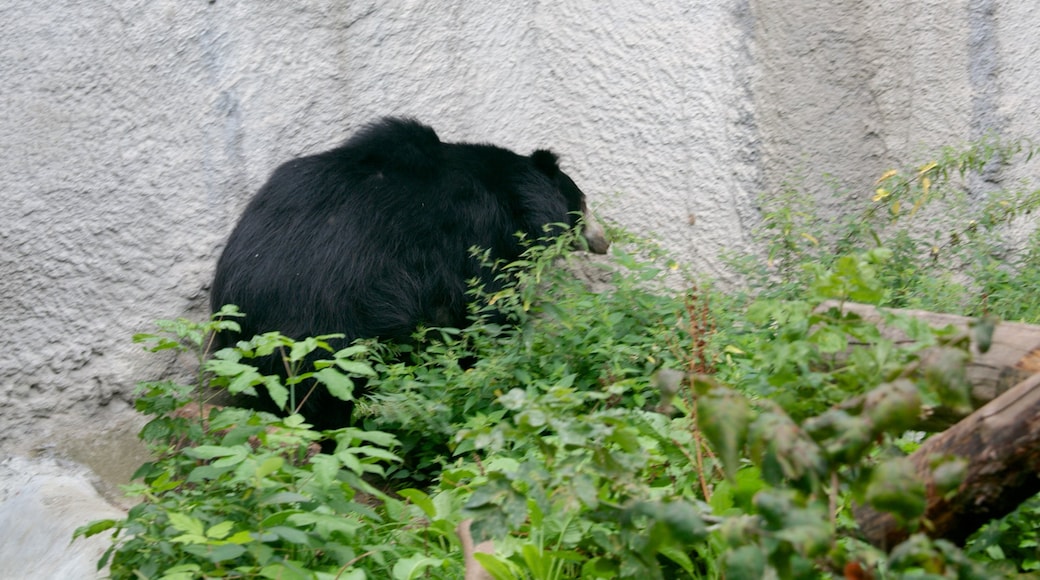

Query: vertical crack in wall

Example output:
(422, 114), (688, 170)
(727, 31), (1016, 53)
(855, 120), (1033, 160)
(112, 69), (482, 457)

(730, 0), (764, 240)
(968, 0), (1003, 190)
(200, 5), (246, 226)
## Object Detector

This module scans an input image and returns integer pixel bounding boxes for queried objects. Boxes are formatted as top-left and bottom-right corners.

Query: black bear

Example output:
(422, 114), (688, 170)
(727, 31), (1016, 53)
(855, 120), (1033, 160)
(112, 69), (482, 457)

(210, 117), (609, 429)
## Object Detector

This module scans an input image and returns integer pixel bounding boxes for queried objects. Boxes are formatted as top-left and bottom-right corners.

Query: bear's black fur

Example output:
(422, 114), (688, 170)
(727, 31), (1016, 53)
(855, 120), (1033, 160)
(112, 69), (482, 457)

(211, 117), (607, 429)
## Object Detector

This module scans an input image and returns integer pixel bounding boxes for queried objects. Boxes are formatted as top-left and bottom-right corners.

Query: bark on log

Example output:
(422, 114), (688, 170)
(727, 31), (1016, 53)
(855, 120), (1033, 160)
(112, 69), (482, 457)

(821, 303), (1040, 547)
(821, 301), (1040, 427)
(854, 371), (1040, 548)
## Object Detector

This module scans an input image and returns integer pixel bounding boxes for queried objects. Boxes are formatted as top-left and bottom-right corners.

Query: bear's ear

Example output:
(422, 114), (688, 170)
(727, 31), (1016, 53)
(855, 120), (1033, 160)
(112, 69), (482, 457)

(531, 149), (561, 177)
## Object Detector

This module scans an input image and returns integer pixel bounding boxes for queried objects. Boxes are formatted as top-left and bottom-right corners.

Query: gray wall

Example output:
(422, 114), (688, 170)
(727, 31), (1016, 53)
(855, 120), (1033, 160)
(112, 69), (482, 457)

(2, 1), (1038, 461)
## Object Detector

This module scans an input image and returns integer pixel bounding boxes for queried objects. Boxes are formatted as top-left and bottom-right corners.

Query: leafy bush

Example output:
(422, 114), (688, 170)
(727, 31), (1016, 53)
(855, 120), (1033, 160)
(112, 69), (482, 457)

(78, 135), (1040, 578)
(743, 135), (1040, 320)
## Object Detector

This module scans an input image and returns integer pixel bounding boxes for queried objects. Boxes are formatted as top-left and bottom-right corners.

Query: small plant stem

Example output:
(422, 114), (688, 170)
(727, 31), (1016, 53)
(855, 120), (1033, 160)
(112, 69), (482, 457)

(335, 551), (377, 579)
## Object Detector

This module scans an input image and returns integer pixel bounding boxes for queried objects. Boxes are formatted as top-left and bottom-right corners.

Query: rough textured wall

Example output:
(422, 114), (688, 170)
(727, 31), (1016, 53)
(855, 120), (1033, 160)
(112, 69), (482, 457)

(0, 0), (760, 463)
(1, 1), (1038, 481)
(751, 0), (1040, 208)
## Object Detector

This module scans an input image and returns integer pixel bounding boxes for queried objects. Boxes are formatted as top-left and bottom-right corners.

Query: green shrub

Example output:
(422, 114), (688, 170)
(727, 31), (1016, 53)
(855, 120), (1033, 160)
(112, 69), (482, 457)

(78, 135), (1040, 578)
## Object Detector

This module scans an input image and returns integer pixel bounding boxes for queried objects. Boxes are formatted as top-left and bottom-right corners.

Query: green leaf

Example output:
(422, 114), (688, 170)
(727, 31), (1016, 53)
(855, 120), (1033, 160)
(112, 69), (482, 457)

(695, 378), (752, 481)
(516, 408), (546, 428)
(335, 359), (378, 376)
(315, 368), (356, 402)
(308, 453), (339, 487)
(159, 564), (202, 580)
(354, 445), (400, 462)
(397, 488), (437, 518)
(334, 343), (369, 358)
(186, 445), (247, 468)
(259, 492), (309, 506)
(205, 521), (234, 540)
(203, 543), (247, 562)
(866, 458), (926, 520)
(223, 365), (265, 397)
(391, 554), (445, 579)
(338, 450), (363, 474)
(580, 556), (620, 579)
(971, 314), (997, 354)
(349, 428), (400, 448)
(631, 500), (708, 544)
(254, 456), (285, 479)
(725, 545), (767, 580)
(258, 563), (311, 580)
(923, 347), (972, 414)
(864, 379), (921, 435)
(224, 530), (254, 544)
(804, 409), (873, 464)
(809, 325), (847, 354)
(288, 337), (323, 361)
(930, 455), (968, 495)
(520, 544), (549, 578)
(473, 553), (522, 580)
(572, 474), (599, 508)
(749, 407), (825, 490)
(288, 512), (362, 539)
(73, 519), (116, 539)
(167, 511), (205, 537)
(186, 445), (238, 460)
(498, 388), (527, 411)
(262, 376), (289, 411)
(268, 525), (310, 545)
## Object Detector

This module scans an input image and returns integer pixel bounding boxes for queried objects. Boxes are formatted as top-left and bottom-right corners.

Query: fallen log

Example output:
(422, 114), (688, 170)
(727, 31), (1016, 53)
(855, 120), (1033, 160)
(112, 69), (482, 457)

(821, 301), (1040, 428)
(816, 303), (1040, 547)
(854, 371), (1040, 548)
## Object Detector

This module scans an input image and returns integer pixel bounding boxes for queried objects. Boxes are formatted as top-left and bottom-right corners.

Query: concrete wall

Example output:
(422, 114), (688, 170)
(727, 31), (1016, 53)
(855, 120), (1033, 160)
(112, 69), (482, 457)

(751, 0), (1038, 212)
(2, 1), (1038, 495)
